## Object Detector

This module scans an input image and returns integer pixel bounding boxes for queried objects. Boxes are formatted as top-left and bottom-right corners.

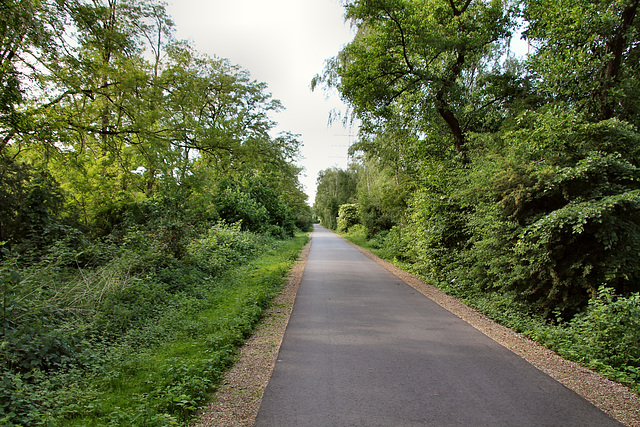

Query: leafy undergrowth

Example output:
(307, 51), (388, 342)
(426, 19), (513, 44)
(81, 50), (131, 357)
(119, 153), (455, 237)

(1, 225), (308, 426)
(340, 227), (640, 395)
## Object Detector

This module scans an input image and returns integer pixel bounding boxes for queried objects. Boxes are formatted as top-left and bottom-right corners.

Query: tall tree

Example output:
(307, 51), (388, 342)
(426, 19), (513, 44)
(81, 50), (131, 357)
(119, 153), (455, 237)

(314, 0), (514, 158)
(524, 0), (640, 124)
(20, 0), (175, 221)
(314, 166), (359, 229)
(4, 0), (303, 230)
(158, 42), (287, 176)
(0, 0), (70, 154)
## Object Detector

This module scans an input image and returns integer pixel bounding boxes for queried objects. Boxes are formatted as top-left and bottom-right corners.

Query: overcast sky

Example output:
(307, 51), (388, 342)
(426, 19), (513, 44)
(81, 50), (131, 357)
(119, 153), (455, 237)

(165, 0), (357, 204)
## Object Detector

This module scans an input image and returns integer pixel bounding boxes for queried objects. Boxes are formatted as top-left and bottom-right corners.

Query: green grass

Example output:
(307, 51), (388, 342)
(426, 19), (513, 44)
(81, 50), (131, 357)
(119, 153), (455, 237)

(54, 233), (308, 426)
(340, 225), (415, 272)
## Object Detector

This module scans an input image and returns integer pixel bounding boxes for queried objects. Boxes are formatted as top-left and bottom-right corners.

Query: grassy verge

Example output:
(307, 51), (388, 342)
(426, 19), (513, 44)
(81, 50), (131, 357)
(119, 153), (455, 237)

(70, 233), (308, 426)
(1, 230), (308, 426)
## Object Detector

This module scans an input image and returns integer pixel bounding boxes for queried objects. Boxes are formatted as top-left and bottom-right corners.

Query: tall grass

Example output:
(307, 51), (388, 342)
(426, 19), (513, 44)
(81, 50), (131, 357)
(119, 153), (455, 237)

(1, 225), (308, 426)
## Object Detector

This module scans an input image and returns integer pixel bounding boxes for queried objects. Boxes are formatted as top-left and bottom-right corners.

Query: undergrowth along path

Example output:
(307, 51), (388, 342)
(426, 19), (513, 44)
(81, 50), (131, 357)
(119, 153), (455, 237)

(196, 234), (311, 426)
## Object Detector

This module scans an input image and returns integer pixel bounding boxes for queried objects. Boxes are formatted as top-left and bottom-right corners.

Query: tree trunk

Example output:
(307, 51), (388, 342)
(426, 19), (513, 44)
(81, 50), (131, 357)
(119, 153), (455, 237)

(435, 94), (465, 154)
(435, 50), (467, 159)
(599, 0), (639, 119)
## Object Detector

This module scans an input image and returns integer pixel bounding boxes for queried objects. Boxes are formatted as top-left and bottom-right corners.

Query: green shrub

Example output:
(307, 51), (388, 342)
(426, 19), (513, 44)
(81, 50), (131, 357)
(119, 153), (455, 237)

(405, 186), (472, 280)
(450, 112), (640, 318)
(550, 288), (640, 390)
(214, 177), (296, 237)
(513, 187), (640, 316)
(337, 203), (360, 233)
(381, 226), (409, 261)
(185, 222), (260, 275)
(294, 205), (314, 232)
(342, 224), (368, 245)
(0, 157), (36, 245)
(368, 229), (388, 249)
(216, 185), (269, 231)
(358, 201), (394, 236)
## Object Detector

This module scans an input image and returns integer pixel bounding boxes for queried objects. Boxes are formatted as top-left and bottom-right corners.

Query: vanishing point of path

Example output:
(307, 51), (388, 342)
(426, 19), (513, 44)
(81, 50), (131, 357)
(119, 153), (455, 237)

(254, 225), (622, 426)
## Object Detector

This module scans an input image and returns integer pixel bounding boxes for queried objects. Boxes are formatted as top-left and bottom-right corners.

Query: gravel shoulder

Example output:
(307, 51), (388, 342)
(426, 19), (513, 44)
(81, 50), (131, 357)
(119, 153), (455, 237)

(195, 231), (640, 427)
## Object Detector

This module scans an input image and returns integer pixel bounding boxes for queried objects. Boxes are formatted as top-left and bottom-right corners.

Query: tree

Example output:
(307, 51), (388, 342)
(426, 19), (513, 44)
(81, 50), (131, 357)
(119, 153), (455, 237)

(0, 0), (71, 154)
(337, 203), (359, 232)
(158, 42), (284, 173)
(524, 0), (640, 125)
(19, 0), (177, 222)
(353, 156), (409, 235)
(314, 167), (359, 229)
(314, 0), (514, 158)
(2, 0), (307, 238)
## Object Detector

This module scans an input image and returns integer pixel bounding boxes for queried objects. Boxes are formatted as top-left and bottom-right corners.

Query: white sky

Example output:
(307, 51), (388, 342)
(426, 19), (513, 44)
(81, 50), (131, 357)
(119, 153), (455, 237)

(165, 0), (357, 204)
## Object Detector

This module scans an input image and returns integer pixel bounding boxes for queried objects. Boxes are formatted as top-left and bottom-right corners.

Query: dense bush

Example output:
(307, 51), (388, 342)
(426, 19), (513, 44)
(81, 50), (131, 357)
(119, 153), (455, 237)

(337, 203), (360, 232)
(215, 177), (296, 237)
(405, 184), (472, 281)
(458, 112), (640, 318)
(547, 288), (640, 389)
(294, 206), (314, 233)
(0, 157), (34, 244)
(0, 220), (307, 425)
(186, 222), (260, 274)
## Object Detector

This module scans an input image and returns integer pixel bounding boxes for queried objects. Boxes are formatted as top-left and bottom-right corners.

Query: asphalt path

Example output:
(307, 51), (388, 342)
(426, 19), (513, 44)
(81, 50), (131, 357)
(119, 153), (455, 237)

(255, 225), (621, 426)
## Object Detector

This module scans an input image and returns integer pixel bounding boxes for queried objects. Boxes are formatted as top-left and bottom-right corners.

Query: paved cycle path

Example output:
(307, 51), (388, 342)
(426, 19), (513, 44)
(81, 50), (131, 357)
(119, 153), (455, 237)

(255, 225), (621, 426)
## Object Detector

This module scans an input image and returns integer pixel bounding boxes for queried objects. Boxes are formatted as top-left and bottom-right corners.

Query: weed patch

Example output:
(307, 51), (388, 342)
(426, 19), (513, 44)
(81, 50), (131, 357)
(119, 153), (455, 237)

(1, 226), (308, 426)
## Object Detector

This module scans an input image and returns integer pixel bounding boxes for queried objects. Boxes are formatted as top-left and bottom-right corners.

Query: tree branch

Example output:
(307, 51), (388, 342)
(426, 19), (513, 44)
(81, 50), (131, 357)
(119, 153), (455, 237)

(381, 6), (415, 75)
(598, 0), (639, 119)
(449, 0), (473, 16)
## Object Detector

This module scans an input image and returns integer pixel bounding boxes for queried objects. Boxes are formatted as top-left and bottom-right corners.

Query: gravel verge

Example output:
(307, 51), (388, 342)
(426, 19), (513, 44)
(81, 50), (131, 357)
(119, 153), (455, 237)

(195, 231), (640, 427)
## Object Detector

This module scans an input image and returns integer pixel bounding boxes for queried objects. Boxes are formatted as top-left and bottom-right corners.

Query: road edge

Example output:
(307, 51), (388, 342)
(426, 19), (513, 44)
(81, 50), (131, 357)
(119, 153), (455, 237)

(338, 232), (640, 427)
(195, 234), (312, 427)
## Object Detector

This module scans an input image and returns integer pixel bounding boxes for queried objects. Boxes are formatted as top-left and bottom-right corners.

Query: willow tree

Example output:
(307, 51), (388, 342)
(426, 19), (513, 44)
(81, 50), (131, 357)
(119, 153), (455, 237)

(313, 0), (514, 158)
